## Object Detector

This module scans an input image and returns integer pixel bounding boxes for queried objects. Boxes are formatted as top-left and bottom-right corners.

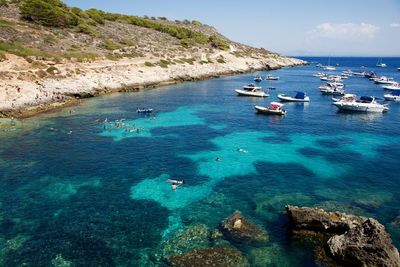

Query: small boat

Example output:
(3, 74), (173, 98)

(254, 75), (263, 82)
(255, 102), (286, 115)
(313, 72), (326, 77)
(353, 71), (366, 77)
(265, 75), (280, 80)
(382, 83), (400, 90)
(374, 77), (396, 85)
(277, 91), (310, 102)
(332, 94), (389, 113)
(398, 67), (400, 71)
(384, 90), (400, 101)
(376, 58), (387, 68)
(327, 82), (344, 89)
(235, 84), (268, 97)
(136, 108), (153, 113)
(324, 66), (336, 71)
(320, 87), (345, 96)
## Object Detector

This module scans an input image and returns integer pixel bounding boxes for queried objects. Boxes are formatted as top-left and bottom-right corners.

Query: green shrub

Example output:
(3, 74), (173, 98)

(208, 35), (230, 51)
(46, 66), (58, 74)
(158, 59), (170, 68)
(217, 56), (225, 63)
(19, 0), (79, 27)
(144, 61), (154, 67)
(101, 39), (120, 50)
(119, 39), (135, 46)
(0, 0), (8, 7)
(158, 17), (167, 20)
(0, 51), (6, 61)
(191, 20), (202, 26)
(85, 8), (105, 24)
(75, 23), (98, 37)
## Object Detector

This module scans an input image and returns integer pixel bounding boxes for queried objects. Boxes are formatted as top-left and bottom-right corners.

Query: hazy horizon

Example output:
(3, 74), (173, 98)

(64, 0), (400, 57)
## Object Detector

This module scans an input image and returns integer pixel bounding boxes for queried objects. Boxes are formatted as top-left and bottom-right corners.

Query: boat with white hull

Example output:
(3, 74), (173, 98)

(384, 90), (400, 101)
(235, 84), (268, 97)
(374, 77), (396, 85)
(255, 102), (286, 115)
(277, 92), (310, 102)
(333, 95), (388, 113)
(382, 83), (400, 90)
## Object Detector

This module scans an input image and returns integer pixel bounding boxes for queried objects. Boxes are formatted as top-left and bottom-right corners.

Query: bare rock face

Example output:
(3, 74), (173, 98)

(286, 205), (366, 234)
(326, 218), (400, 267)
(168, 247), (249, 267)
(220, 211), (268, 245)
(286, 205), (400, 267)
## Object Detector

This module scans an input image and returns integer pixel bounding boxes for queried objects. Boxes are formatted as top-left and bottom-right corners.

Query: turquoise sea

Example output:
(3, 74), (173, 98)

(0, 57), (399, 266)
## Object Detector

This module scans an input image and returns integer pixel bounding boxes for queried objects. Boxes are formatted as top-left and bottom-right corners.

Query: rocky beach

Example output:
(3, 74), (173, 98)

(0, 51), (304, 118)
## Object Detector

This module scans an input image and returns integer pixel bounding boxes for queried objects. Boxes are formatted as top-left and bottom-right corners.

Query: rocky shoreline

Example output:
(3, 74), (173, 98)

(0, 52), (305, 118)
(155, 207), (400, 266)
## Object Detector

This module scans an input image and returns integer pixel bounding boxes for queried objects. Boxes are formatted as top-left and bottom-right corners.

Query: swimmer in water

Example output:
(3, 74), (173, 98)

(216, 157), (221, 161)
(167, 179), (184, 190)
(237, 148), (248, 153)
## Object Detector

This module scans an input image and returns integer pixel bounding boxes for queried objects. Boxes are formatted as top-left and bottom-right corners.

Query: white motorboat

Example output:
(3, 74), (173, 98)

(313, 72), (326, 77)
(333, 94), (389, 113)
(235, 84), (268, 97)
(320, 87), (345, 96)
(398, 67), (400, 71)
(382, 83), (400, 90)
(265, 75), (280, 80)
(384, 90), (400, 101)
(374, 77), (396, 85)
(136, 108), (153, 113)
(255, 102), (286, 115)
(353, 71), (366, 77)
(277, 91), (310, 102)
(327, 82), (344, 89)
(254, 76), (263, 82)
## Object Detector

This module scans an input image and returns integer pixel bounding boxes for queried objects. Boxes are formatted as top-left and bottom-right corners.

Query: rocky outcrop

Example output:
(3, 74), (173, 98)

(286, 205), (400, 267)
(326, 218), (400, 267)
(286, 205), (366, 234)
(220, 211), (268, 245)
(168, 247), (249, 267)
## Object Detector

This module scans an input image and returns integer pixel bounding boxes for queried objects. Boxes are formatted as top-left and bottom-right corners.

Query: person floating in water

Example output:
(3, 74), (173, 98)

(167, 179), (184, 190)
(215, 157), (221, 161)
(237, 148), (248, 153)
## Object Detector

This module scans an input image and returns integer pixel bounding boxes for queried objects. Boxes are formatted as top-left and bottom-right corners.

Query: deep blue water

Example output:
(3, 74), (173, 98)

(0, 57), (399, 266)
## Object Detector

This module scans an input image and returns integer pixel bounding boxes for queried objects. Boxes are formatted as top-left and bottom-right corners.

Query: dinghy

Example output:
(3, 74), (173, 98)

(255, 102), (286, 115)
(277, 91), (310, 102)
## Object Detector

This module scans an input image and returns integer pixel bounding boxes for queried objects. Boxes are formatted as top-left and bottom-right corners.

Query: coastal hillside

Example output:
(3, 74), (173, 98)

(0, 0), (304, 117)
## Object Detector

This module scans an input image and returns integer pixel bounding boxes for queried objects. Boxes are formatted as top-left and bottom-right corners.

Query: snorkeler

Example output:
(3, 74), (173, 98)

(237, 148), (248, 153)
(167, 179), (184, 190)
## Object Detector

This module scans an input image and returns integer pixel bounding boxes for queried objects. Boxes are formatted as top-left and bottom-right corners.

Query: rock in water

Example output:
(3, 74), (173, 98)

(220, 211), (268, 245)
(326, 218), (400, 267)
(168, 247), (249, 267)
(286, 205), (365, 234)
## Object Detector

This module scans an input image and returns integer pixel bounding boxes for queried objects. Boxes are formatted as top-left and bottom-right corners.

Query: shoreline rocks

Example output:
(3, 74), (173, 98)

(286, 205), (400, 267)
(0, 54), (305, 119)
(327, 218), (400, 267)
(220, 211), (268, 245)
(168, 247), (249, 267)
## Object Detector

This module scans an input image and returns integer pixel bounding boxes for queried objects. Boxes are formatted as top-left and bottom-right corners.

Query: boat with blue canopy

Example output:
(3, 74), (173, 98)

(384, 90), (400, 101)
(277, 91), (310, 102)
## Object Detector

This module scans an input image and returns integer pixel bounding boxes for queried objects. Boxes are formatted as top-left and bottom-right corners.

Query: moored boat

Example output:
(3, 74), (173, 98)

(265, 75), (280, 80)
(374, 77), (396, 85)
(255, 102), (286, 115)
(382, 83), (400, 90)
(376, 58), (387, 68)
(136, 108), (153, 113)
(235, 84), (268, 97)
(332, 94), (388, 113)
(384, 90), (400, 101)
(254, 75), (263, 82)
(277, 91), (310, 102)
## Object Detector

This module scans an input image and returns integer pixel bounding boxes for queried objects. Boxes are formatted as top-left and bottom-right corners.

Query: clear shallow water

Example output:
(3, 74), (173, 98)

(0, 57), (400, 266)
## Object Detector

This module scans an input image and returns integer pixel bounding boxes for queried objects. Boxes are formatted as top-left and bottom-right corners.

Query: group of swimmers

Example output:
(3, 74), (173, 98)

(102, 118), (145, 134)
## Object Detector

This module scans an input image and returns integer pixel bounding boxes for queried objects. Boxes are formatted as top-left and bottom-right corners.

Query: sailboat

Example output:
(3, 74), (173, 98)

(376, 58), (387, 68)
(323, 57), (336, 71)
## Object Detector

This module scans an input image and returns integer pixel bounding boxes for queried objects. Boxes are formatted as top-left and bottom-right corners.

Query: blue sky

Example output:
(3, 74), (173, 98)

(64, 0), (400, 56)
